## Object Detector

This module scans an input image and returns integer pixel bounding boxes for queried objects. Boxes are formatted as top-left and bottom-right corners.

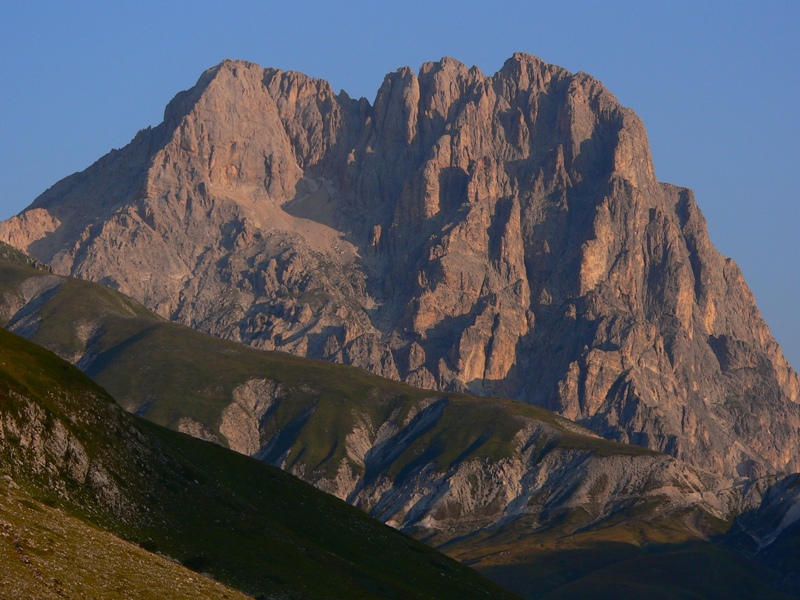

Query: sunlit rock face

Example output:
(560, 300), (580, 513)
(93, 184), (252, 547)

(3, 54), (799, 479)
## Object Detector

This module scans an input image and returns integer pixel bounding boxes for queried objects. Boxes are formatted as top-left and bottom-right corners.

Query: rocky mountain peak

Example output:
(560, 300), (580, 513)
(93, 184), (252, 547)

(1, 54), (798, 481)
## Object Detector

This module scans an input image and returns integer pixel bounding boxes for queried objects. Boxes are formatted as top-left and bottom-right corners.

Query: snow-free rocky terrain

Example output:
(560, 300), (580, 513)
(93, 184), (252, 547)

(2, 53), (800, 597)
(0, 242), (796, 598)
(3, 54), (798, 482)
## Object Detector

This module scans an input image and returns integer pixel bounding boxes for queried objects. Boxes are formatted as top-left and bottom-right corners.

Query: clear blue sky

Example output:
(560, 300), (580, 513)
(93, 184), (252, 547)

(1, 1), (798, 368)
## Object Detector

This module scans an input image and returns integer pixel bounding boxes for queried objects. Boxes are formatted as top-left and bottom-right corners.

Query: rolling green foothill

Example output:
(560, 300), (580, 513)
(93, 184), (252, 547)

(1, 252), (797, 598)
(0, 326), (519, 599)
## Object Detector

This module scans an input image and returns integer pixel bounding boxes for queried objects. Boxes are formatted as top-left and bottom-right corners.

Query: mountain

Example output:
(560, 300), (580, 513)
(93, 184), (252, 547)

(2, 54), (797, 482)
(0, 323), (517, 599)
(1, 245), (796, 598)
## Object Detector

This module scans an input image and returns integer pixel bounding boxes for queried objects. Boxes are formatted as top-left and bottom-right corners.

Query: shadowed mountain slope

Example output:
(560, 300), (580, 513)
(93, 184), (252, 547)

(0, 475), (250, 600)
(0, 323), (517, 599)
(1, 247), (796, 598)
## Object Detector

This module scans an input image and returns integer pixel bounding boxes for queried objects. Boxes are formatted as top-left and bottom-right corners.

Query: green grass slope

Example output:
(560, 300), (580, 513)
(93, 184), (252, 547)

(445, 515), (790, 599)
(0, 475), (249, 600)
(1, 253), (797, 598)
(0, 327), (517, 599)
(0, 257), (652, 472)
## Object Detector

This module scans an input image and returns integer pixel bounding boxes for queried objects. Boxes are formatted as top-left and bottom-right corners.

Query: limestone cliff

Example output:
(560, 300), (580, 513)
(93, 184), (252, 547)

(3, 54), (798, 480)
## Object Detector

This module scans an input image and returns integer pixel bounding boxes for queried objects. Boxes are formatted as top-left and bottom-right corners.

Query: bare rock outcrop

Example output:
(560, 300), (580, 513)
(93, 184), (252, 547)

(219, 378), (283, 455)
(3, 54), (799, 480)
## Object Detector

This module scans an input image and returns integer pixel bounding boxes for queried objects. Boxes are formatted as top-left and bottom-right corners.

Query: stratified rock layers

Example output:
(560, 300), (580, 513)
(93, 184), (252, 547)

(3, 54), (798, 479)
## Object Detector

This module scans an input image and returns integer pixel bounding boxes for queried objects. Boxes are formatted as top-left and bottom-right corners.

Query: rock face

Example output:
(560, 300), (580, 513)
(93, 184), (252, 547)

(260, 391), (740, 548)
(3, 54), (799, 480)
(5, 264), (786, 598)
(0, 256), (736, 553)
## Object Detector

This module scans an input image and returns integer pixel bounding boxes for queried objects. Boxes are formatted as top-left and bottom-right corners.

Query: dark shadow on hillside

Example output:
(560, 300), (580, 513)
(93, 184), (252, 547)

(474, 540), (794, 600)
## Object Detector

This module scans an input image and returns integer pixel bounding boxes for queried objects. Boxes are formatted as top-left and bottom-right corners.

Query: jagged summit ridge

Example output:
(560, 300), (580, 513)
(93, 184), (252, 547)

(1, 54), (798, 480)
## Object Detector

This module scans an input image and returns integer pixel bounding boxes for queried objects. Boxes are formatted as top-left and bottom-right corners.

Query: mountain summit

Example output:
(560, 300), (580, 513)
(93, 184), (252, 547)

(2, 54), (798, 480)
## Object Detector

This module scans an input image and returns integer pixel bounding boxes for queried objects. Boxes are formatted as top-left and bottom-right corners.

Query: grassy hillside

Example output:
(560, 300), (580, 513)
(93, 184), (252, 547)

(0, 256), (653, 470)
(445, 512), (789, 599)
(0, 326), (517, 599)
(1, 252), (797, 598)
(0, 474), (249, 600)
